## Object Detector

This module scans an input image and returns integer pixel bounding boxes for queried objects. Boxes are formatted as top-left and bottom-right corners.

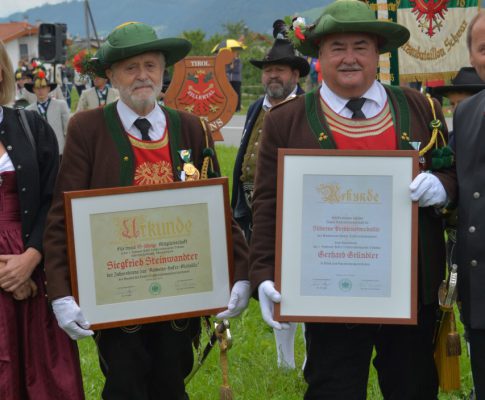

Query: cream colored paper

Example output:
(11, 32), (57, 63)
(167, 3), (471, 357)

(90, 203), (212, 305)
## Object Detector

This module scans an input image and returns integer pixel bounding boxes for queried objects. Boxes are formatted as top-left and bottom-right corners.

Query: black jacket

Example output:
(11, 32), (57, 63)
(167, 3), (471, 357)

(454, 90), (485, 329)
(231, 86), (305, 239)
(0, 107), (59, 252)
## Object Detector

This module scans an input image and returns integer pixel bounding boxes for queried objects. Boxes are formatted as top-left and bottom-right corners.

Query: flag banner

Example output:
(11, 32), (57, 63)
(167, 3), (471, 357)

(368, 0), (401, 85)
(397, 0), (478, 82)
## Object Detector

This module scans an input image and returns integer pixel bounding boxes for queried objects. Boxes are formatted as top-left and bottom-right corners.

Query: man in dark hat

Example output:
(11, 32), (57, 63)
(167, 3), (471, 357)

(430, 66), (485, 150)
(75, 74), (119, 112)
(231, 37), (309, 369)
(452, 10), (485, 400)
(249, 1), (456, 398)
(13, 67), (35, 107)
(25, 70), (70, 156)
(43, 21), (249, 399)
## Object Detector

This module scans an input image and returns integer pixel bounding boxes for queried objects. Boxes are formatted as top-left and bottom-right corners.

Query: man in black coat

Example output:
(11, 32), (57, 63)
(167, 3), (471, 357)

(231, 38), (309, 369)
(453, 10), (485, 400)
(232, 39), (309, 242)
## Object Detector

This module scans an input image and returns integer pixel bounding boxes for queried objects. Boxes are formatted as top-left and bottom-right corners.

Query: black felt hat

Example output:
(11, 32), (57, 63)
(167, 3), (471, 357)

(430, 67), (485, 97)
(250, 39), (310, 77)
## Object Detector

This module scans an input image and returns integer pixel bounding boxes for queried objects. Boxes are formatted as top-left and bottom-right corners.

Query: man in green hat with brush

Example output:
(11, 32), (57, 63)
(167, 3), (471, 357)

(249, 1), (457, 398)
(43, 21), (250, 399)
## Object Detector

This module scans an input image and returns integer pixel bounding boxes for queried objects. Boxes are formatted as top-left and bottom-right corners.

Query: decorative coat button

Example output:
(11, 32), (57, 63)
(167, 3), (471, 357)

(474, 192), (480, 199)
(251, 153), (255, 157)
(123, 156), (129, 161)
(469, 226), (476, 233)
(24, 210), (28, 214)
(21, 187), (26, 192)
(246, 166), (250, 171)
(471, 260), (478, 267)
(6, 145), (12, 150)
(17, 165), (22, 170)
(255, 142), (259, 146)
(0, 130), (5, 135)
(25, 233), (30, 238)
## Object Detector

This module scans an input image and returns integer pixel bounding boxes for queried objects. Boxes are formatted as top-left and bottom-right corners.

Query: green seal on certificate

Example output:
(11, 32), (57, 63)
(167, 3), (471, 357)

(339, 278), (352, 292)
(149, 282), (161, 295)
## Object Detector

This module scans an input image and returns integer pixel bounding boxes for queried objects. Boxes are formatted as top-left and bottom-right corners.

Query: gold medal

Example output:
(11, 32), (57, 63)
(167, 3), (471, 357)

(185, 168), (200, 181)
(183, 163), (196, 176)
(183, 163), (200, 181)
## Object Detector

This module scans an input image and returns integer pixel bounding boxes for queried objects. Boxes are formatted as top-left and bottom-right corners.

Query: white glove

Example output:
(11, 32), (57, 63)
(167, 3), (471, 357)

(274, 322), (298, 369)
(216, 280), (251, 319)
(51, 296), (94, 340)
(258, 280), (290, 330)
(409, 172), (447, 207)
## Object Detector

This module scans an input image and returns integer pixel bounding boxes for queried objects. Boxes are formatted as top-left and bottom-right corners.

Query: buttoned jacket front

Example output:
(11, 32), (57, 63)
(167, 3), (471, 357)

(454, 90), (485, 328)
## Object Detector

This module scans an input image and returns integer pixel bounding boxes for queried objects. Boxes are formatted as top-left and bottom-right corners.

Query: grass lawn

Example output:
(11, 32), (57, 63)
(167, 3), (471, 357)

(75, 128), (472, 399)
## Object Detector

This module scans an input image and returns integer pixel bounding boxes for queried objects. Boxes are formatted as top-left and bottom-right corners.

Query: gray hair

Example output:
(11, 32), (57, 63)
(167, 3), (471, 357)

(467, 11), (485, 51)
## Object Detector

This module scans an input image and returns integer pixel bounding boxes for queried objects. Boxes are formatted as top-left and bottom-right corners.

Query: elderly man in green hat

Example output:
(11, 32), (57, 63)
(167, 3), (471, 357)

(249, 1), (456, 398)
(43, 22), (250, 399)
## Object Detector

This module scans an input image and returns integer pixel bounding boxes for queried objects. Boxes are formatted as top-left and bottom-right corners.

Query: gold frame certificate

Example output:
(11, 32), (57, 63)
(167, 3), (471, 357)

(274, 150), (419, 325)
(64, 178), (234, 329)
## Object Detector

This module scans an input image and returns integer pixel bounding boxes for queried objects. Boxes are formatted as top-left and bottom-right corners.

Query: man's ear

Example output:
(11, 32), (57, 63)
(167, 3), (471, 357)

(105, 69), (113, 82)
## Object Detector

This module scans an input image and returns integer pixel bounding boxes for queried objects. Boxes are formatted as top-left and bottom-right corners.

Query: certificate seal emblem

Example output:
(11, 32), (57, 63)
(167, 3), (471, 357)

(149, 282), (161, 295)
(339, 278), (352, 292)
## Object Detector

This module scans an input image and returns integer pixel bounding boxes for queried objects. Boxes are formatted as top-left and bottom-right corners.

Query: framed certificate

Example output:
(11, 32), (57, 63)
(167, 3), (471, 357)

(274, 149), (419, 325)
(64, 178), (234, 330)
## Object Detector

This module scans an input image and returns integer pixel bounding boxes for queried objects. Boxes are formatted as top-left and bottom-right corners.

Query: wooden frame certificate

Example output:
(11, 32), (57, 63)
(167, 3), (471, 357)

(274, 150), (418, 325)
(64, 178), (233, 329)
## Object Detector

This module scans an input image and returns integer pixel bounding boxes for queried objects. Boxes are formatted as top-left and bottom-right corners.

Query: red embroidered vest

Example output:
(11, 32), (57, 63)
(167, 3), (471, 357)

(321, 99), (397, 150)
(127, 127), (174, 185)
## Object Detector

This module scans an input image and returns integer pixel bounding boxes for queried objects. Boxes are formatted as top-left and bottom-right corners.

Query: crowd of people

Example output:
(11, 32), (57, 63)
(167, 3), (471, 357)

(1, 0), (485, 398)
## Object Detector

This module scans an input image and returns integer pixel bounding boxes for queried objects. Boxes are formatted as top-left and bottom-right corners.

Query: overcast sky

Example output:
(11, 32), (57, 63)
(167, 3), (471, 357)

(0, 0), (69, 18)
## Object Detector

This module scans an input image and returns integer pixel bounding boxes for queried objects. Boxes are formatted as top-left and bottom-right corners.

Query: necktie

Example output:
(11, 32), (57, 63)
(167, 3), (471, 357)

(134, 118), (152, 141)
(345, 98), (367, 119)
(37, 100), (50, 120)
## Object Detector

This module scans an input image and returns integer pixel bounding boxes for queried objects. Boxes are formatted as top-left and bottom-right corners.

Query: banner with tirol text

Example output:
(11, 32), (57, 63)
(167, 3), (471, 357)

(396, 0), (478, 82)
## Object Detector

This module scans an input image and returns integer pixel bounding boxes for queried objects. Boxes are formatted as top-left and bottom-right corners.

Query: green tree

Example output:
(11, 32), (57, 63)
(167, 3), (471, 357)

(222, 20), (247, 39)
(181, 29), (209, 55)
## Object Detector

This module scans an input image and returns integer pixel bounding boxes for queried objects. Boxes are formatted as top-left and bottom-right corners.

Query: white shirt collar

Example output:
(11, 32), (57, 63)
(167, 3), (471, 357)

(116, 99), (166, 141)
(319, 80), (387, 118)
(262, 85), (299, 111)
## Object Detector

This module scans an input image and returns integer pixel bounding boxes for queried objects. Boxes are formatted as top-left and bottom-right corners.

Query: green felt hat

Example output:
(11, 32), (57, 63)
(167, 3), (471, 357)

(94, 21), (191, 70)
(295, 0), (410, 57)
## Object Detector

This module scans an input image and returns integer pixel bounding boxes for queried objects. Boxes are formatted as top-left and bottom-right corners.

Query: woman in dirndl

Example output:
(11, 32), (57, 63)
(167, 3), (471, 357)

(0, 40), (85, 399)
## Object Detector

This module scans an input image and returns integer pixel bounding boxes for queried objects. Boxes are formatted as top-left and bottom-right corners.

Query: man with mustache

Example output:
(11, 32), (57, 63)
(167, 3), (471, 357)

(43, 22), (250, 399)
(249, 1), (456, 398)
(231, 38), (309, 369)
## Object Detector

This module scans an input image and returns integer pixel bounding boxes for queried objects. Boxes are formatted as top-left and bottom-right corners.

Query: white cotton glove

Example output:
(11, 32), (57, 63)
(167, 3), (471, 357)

(409, 172), (447, 207)
(258, 280), (290, 330)
(216, 280), (251, 319)
(274, 322), (298, 369)
(51, 296), (94, 340)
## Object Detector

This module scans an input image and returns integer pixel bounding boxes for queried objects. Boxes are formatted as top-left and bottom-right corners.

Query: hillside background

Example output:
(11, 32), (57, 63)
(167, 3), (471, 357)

(0, 0), (330, 38)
